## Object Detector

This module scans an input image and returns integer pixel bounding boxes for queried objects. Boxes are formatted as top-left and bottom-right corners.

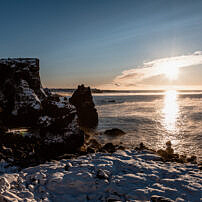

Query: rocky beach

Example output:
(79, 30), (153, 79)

(0, 58), (201, 201)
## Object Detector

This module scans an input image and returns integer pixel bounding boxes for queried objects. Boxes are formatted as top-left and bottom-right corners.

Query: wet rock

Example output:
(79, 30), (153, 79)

(104, 128), (125, 136)
(86, 138), (102, 153)
(117, 145), (125, 150)
(157, 141), (176, 161)
(87, 147), (95, 153)
(165, 141), (174, 155)
(69, 84), (98, 129)
(139, 142), (147, 150)
(101, 143), (116, 153)
(156, 141), (197, 164)
(187, 155), (197, 164)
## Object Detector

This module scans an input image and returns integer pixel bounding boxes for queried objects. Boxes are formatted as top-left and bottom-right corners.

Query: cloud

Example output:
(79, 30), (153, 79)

(113, 51), (202, 88)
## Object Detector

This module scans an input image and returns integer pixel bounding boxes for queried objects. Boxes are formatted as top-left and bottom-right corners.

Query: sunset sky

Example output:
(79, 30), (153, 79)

(1, 0), (202, 90)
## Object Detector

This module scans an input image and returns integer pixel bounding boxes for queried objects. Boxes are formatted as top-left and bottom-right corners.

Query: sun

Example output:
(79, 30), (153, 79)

(161, 61), (179, 80)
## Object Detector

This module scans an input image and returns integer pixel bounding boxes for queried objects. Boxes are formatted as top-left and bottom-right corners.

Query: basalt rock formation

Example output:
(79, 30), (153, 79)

(0, 58), (88, 165)
(69, 84), (98, 129)
(0, 58), (46, 127)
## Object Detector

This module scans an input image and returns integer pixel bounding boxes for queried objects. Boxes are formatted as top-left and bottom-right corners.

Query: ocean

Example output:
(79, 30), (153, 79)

(91, 90), (202, 160)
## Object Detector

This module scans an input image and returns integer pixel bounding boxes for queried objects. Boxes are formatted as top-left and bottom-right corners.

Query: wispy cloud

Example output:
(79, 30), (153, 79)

(113, 51), (202, 88)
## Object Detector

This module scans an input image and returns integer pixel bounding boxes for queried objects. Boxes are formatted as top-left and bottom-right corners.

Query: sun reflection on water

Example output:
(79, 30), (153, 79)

(162, 90), (179, 133)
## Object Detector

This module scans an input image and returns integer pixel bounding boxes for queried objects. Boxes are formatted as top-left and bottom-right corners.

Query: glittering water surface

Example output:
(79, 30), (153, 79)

(93, 90), (202, 159)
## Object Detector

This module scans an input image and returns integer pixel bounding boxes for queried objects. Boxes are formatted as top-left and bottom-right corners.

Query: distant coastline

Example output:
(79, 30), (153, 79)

(50, 88), (202, 94)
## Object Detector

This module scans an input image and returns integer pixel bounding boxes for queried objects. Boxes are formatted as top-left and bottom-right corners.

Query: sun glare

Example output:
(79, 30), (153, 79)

(162, 90), (179, 132)
(160, 61), (179, 80)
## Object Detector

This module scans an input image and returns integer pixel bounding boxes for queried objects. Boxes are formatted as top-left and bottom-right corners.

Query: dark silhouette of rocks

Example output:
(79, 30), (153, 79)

(0, 58), (46, 127)
(100, 143), (116, 153)
(69, 84), (98, 129)
(0, 58), (90, 167)
(157, 141), (197, 164)
(104, 128), (125, 136)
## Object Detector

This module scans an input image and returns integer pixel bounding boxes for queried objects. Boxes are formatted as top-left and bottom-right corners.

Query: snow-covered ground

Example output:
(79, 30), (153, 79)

(0, 150), (201, 201)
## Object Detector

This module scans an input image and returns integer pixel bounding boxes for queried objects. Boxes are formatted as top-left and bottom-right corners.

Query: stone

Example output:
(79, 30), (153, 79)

(87, 147), (95, 153)
(86, 138), (102, 153)
(104, 128), (125, 136)
(69, 84), (98, 128)
(96, 169), (109, 180)
(101, 143), (116, 153)
(166, 141), (172, 147)
(187, 155), (197, 163)
(0, 58), (88, 167)
(0, 58), (46, 127)
(28, 184), (35, 192)
(64, 162), (72, 171)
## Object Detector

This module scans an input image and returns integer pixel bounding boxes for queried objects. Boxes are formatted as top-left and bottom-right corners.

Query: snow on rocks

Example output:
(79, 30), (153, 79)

(12, 79), (41, 116)
(0, 150), (201, 201)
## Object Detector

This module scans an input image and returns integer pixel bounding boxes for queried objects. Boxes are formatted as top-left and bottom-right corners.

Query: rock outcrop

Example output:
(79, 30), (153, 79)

(69, 84), (98, 129)
(0, 58), (87, 166)
(0, 58), (46, 127)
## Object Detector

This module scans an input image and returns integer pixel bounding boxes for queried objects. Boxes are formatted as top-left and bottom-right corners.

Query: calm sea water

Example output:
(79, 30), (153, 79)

(92, 90), (202, 160)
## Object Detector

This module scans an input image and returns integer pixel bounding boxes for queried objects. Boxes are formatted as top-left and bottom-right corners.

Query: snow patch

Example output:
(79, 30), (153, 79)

(0, 150), (201, 201)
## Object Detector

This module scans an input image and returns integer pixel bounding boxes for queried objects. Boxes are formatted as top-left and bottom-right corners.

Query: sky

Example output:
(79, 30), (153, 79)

(1, 0), (202, 90)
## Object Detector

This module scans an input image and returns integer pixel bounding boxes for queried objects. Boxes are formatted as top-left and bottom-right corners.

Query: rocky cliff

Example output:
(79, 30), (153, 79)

(0, 58), (99, 167)
(0, 58), (46, 127)
(69, 84), (98, 129)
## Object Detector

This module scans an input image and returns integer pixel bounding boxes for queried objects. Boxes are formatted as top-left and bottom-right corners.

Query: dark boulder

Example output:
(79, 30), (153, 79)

(0, 58), (46, 127)
(69, 84), (98, 129)
(104, 128), (125, 136)
(101, 143), (116, 153)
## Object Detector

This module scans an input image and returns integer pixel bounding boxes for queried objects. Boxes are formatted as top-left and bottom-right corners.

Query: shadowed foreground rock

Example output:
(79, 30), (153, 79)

(0, 58), (46, 127)
(0, 150), (201, 201)
(69, 84), (98, 129)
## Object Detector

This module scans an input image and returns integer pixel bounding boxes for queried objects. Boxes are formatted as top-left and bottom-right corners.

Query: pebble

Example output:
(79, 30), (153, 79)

(28, 184), (35, 192)
(96, 169), (110, 180)
(64, 162), (72, 171)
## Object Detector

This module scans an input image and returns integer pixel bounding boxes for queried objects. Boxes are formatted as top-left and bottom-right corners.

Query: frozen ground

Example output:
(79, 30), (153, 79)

(0, 150), (201, 201)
